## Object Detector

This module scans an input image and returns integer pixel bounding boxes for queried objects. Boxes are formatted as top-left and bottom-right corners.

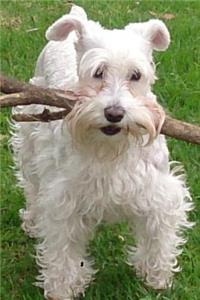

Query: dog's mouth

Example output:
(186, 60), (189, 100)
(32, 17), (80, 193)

(100, 126), (121, 136)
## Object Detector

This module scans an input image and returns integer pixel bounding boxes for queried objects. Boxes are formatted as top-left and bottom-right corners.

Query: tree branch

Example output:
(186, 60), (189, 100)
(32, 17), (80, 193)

(0, 74), (79, 108)
(162, 116), (200, 145)
(12, 109), (69, 122)
(0, 74), (200, 145)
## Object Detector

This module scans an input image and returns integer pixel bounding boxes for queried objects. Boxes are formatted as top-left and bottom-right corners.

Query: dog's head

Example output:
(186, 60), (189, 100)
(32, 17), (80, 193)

(46, 5), (169, 157)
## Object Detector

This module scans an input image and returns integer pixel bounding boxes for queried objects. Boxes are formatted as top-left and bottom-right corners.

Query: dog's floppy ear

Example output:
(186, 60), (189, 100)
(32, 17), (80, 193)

(45, 5), (87, 41)
(125, 19), (170, 51)
(69, 5), (87, 20)
(144, 20), (170, 51)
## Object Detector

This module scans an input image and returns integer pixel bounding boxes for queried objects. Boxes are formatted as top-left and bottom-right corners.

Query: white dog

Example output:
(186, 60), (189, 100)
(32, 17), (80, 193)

(11, 5), (193, 300)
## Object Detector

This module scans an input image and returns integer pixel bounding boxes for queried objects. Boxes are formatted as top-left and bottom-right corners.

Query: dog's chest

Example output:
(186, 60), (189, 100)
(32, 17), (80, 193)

(70, 157), (148, 222)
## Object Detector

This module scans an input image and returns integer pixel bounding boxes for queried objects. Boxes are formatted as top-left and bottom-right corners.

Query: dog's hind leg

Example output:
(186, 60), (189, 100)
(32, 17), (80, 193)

(127, 170), (193, 289)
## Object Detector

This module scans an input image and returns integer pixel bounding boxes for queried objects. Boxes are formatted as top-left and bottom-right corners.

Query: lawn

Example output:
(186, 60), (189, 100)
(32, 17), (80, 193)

(0, 0), (200, 300)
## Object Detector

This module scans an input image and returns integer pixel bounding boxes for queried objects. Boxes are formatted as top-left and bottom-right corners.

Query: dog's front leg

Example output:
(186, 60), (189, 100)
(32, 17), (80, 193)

(127, 171), (193, 289)
(34, 191), (96, 300)
(37, 217), (95, 300)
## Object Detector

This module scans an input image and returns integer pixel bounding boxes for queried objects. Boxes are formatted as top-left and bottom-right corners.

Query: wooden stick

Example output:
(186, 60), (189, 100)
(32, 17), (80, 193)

(0, 74), (79, 109)
(162, 116), (200, 145)
(1, 74), (200, 145)
(12, 108), (70, 122)
(0, 74), (29, 93)
(0, 91), (75, 109)
(12, 109), (69, 122)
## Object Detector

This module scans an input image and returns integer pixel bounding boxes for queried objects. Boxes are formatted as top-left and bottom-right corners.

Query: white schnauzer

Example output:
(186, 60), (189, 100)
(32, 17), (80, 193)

(11, 5), (193, 300)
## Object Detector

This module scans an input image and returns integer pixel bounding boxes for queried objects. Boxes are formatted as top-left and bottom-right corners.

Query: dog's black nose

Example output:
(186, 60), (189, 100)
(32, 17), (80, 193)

(104, 105), (124, 123)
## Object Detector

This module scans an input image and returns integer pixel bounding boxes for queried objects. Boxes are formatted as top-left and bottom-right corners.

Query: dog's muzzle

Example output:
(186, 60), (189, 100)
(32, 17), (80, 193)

(101, 105), (124, 136)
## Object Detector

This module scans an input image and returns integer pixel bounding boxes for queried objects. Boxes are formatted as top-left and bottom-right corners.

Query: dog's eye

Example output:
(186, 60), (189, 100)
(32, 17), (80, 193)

(93, 68), (103, 79)
(130, 70), (141, 81)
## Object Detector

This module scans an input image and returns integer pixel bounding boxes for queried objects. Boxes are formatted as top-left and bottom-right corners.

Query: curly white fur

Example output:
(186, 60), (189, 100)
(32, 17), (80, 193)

(11, 5), (193, 300)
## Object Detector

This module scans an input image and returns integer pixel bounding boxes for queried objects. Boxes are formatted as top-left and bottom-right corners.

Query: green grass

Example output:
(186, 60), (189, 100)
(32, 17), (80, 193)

(1, 1), (200, 299)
